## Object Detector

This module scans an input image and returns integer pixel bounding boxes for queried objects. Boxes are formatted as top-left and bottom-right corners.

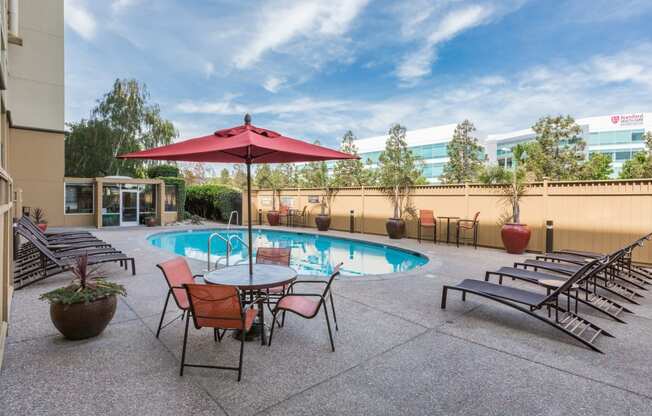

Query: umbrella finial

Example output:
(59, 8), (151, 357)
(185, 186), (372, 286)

(244, 113), (252, 126)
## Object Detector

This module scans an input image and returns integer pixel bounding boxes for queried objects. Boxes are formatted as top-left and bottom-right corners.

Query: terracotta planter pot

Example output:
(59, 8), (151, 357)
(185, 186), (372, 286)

(501, 223), (531, 254)
(145, 217), (157, 227)
(385, 218), (406, 239)
(315, 215), (331, 231)
(37, 223), (48, 232)
(50, 295), (117, 340)
(267, 211), (280, 226)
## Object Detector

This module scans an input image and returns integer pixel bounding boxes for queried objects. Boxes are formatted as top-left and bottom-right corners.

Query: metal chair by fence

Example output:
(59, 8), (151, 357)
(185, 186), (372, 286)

(417, 209), (437, 243)
(456, 211), (479, 249)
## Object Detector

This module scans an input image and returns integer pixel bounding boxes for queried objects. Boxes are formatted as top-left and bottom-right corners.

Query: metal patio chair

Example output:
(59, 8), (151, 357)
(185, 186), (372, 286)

(181, 283), (259, 381)
(256, 247), (292, 324)
(155, 257), (203, 338)
(417, 209), (437, 243)
(456, 211), (479, 249)
(441, 258), (614, 353)
(268, 263), (342, 351)
(279, 205), (290, 226)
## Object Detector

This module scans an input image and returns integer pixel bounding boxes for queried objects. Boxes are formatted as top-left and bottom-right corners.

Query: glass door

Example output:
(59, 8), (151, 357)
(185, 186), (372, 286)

(120, 190), (139, 226)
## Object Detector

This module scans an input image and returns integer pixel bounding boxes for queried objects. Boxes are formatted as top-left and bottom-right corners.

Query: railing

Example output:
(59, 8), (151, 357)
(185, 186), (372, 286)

(228, 234), (250, 265)
(207, 232), (230, 271)
(227, 210), (239, 229)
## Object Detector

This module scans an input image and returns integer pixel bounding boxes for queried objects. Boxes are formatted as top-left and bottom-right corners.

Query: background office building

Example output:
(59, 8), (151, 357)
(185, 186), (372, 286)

(353, 124), (458, 183)
(486, 113), (651, 177)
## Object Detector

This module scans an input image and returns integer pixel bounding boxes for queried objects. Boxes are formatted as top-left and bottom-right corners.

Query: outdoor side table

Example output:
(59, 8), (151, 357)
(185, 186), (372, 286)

(204, 264), (297, 345)
(437, 216), (460, 244)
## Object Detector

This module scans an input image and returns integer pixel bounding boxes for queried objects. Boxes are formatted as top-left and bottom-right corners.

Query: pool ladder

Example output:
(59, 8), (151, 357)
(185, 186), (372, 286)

(206, 232), (249, 271)
(227, 210), (239, 229)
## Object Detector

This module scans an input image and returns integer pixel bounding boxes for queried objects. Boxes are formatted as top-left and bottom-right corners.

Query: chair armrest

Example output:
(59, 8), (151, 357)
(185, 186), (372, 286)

(243, 295), (268, 311)
(287, 279), (328, 290)
(280, 293), (323, 298)
(457, 219), (476, 224)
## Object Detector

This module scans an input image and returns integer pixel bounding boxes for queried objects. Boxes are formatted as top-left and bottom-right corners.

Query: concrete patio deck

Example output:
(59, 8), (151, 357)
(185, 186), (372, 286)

(2, 224), (652, 415)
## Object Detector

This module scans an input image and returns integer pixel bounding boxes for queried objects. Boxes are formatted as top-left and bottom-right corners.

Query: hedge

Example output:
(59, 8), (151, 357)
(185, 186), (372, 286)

(185, 184), (242, 223)
(147, 164), (180, 179)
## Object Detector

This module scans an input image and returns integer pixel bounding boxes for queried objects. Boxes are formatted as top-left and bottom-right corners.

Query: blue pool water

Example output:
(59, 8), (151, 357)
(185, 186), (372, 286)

(148, 228), (428, 276)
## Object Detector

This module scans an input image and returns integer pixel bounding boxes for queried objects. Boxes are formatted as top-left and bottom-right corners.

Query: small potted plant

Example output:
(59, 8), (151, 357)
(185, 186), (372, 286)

(32, 207), (48, 232)
(144, 214), (157, 227)
(40, 254), (126, 340)
(312, 161), (338, 231)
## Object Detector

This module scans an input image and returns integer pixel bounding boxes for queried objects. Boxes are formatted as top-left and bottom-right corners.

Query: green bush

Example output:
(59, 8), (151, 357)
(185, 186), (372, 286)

(185, 184), (242, 222)
(147, 164), (180, 178)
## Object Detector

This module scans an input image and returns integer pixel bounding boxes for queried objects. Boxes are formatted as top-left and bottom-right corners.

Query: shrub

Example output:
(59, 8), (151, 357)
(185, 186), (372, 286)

(147, 164), (180, 178)
(185, 184), (242, 222)
(159, 177), (186, 220)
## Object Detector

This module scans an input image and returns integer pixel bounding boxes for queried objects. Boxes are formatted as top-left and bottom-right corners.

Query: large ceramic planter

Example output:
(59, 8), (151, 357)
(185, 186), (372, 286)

(386, 218), (406, 239)
(267, 211), (280, 226)
(315, 215), (331, 231)
(145, 216), (157, 227)
(50, 295), (117, 340)
(501, 223), (531, 254)
(37, 223), (48, 232)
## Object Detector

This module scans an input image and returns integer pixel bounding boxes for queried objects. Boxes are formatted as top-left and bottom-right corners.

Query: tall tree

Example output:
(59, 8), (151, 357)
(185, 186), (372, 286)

(378, 124), (424, 219)
(524, 115), (585, 180)
(65, 79), (177, 177)
(578, 153), (613, 180)
(217, 168), (231, 185)
(619, 133), (652, 179)
(441, 120), (484, 184)
(231, 165), (248, 190)
(333, 130), (376, 186)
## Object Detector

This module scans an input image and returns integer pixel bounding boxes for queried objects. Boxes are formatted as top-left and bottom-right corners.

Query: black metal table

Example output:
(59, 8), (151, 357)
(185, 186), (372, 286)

(437, 216), (460, 244)
(204, 264), (297, 344)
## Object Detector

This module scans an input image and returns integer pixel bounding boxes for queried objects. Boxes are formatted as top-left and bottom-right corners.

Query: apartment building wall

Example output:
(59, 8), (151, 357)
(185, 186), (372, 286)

(7, 0), (65, 226)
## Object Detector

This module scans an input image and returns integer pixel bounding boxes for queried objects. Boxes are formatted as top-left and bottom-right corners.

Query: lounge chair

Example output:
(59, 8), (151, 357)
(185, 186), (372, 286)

(485, 249), (633, 323)
(516, 255), (645, 304)
(13, 227), (135, 289)
(181, 283), (260, 381)
(442, 258), (613, 353)
(269, 263), (342, 351)
(18, 216), (96, 241)
(417, 209), (437, 243)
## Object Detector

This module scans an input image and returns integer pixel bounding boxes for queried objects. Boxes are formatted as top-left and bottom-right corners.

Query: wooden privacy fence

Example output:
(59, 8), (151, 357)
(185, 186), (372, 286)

(244, 179), (652, 264)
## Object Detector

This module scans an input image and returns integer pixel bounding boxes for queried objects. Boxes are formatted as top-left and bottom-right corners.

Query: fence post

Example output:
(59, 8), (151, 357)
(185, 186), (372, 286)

(464, 181), (470, 219)
(361, 186), (365, 234)
(542, 177), (549, 252)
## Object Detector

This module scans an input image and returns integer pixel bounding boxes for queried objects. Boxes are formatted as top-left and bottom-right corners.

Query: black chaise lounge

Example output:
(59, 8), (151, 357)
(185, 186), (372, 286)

(441, 258), (614, 353)
(485, 248), (633, 323)
(14, 227), (135, 289)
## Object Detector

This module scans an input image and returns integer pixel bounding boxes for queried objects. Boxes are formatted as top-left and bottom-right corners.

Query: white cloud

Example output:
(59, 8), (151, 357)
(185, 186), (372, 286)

(64, 0), (97, 41)
(263, 76), (285, 93)
(112, 0), (139, 13)
(233, 0), (369, 69)
(397, 5), (494, 84)
(203, 62), (216, 79)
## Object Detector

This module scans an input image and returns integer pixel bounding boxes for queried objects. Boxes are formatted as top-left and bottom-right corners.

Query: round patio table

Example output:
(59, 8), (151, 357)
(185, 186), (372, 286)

(204, 264), (297, 344)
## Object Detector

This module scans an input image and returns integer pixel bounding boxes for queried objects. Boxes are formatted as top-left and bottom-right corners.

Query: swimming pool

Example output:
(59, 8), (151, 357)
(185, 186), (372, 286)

(148, 228), (428, 276)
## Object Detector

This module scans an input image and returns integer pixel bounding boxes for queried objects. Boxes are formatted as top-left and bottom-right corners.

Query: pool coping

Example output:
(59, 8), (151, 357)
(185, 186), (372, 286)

(144, 224), (432, 281)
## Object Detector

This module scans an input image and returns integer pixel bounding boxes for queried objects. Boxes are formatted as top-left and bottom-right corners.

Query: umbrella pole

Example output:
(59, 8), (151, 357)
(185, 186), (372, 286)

(247, 160), (253, 276)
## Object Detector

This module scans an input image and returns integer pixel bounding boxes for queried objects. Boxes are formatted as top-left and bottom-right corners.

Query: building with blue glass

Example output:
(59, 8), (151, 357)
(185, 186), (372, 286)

(353, 124), (458, 183)
(485, 113), (651, 178)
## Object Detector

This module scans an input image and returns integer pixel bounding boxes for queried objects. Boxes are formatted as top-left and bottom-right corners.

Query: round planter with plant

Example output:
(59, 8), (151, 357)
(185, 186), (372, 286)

(267, 210), (280, 226)
(314, 171), (338, 231)
(315, 214), (331, 231)
(40, 254), (126, 340)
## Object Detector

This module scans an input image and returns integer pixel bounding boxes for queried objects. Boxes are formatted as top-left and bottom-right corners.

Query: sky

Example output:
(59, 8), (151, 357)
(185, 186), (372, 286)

(64, 0), (652, 149)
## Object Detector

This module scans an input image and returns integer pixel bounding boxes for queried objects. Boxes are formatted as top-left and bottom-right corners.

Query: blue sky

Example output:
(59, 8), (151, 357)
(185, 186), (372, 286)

(65, 0), (652, 149)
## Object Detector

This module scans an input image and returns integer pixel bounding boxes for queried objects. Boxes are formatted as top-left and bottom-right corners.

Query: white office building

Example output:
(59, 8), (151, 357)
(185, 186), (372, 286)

(486, 113), (651, 177)
(354, 124), (459, 183)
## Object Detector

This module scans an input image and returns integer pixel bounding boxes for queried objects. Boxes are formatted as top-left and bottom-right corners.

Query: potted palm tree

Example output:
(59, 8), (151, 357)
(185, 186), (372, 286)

(40, 254), (126, 340)
(257, 166), (285, 226)
(310, 161), (338, 231)
(378, 124), (422, 239)
(32, 207), (48, 232)
(481, 144), (530, 254)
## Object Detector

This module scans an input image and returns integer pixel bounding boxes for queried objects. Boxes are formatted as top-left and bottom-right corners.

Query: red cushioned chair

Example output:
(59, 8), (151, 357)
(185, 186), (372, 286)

(181, 283), (259, 381)
(256, 247), (292, 325)
(268, 263), (342, 351)
(155, 257), (203, 338)
(418, 209), (437, 243)
(279, 204), (290, 226)
(456, 211), (480, 249)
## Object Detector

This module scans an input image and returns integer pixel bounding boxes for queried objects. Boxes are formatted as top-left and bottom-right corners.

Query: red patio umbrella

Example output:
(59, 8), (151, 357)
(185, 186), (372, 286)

(119, 114), (358, 275)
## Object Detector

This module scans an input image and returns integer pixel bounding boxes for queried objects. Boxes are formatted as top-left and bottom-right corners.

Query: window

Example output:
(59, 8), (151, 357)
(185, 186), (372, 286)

(102, 184), (120, 226)
(65, 184), (94, 214)
(139, 184), (157, 224)
(165, 184), (178, 212)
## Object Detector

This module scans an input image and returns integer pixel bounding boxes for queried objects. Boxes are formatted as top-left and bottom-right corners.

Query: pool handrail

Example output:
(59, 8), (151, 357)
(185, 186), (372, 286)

(227, 211), (239, 229)
(207, 232), (230, 271)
